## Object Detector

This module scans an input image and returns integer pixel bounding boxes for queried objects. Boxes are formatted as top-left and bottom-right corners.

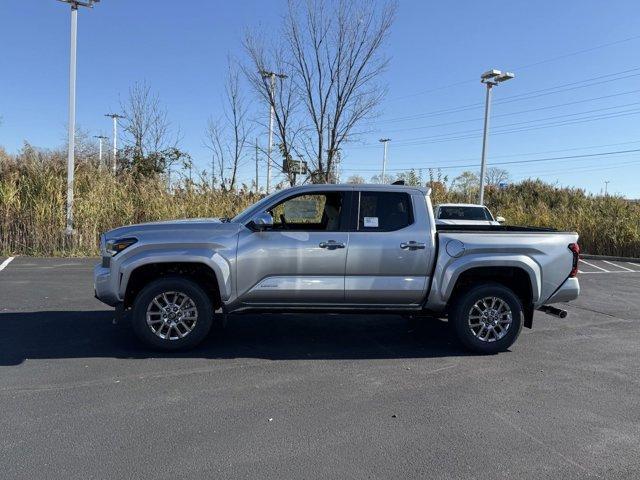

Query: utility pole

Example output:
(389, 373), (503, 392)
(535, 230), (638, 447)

(255, 139), (259, 194)
(379, 138), (391, 183)
(604, 180), (610, 196)
(260, 70), (287, 193)
(478, 69), (515, 205)
(58, 0), (100, 236)
(105, 113), (124, 174)
(94, 135), (107, 168)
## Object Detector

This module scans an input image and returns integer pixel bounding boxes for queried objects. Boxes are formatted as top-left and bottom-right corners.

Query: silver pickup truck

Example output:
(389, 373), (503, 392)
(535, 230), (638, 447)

(94, 184), (580, 354)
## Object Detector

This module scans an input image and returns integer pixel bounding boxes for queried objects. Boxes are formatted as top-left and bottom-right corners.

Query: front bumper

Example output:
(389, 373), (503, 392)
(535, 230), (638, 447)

(545, 277), (580, 304)
(93, 262), (121, 307)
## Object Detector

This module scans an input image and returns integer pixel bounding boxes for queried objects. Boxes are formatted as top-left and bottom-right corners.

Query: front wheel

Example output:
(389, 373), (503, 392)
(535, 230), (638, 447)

(131, 276), (214, 350)
(449, 283), (524, 354)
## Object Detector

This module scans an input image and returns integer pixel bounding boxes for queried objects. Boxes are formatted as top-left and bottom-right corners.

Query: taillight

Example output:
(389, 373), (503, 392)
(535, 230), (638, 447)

(568, 243), (580, 277)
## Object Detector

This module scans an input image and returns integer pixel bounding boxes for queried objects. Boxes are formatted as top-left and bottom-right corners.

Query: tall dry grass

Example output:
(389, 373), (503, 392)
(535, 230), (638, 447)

(0, 152), (256, 256)
(1, 151), (639, 257)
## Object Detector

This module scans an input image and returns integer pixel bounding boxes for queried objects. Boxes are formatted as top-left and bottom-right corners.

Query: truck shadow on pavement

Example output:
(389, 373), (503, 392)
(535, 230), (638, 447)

(0, 310), (474, 366)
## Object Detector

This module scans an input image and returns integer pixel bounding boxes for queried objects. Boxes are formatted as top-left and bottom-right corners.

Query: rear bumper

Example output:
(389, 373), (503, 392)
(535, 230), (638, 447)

(544, 277), (580, 304)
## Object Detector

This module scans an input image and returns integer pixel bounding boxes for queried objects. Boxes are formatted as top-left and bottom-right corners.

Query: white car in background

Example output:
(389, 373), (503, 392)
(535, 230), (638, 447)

(435, 203), (506, 226)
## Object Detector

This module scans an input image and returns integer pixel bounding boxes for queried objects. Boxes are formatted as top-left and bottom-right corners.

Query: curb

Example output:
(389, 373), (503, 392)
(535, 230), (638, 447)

(581, 254), (640, 263)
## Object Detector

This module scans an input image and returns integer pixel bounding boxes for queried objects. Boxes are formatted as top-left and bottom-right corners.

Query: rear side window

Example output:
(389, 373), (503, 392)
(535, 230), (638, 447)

(358, 192), (413, 231)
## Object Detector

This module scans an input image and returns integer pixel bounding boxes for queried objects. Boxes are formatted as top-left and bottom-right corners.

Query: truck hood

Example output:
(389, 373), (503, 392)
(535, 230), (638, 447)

(103, 218), (242, 242)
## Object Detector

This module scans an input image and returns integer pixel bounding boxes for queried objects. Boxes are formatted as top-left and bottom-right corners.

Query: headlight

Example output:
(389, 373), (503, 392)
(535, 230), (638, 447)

(105, 237), (138, 256)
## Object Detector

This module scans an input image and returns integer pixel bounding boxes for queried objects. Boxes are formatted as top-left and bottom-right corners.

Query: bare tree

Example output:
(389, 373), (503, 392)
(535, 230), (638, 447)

(115, 80), (187, 178)
(485, 167), (510, 187)
(120, 81), (177, 157)
(244, 36), (303, 186)
(346, 174), (365, 184)
(245, 0), (396, 184)
(205, 60), (252, 191)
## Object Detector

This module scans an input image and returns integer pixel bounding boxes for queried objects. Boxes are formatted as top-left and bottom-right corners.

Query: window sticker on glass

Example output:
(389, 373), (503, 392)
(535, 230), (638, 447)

(363, 216), (379, 228)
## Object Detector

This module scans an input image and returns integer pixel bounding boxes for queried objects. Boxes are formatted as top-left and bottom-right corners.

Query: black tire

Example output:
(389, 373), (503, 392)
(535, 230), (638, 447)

(449, 283), (524, 354)
(131, 276), (214, 351)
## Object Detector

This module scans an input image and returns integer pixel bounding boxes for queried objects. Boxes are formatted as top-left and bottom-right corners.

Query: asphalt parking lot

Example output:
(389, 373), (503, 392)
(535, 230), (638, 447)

(1, 257), (639, 479)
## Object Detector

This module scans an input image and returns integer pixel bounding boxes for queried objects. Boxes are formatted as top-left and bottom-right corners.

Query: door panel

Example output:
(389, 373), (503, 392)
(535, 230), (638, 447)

(345, 191), (432, 305)
(236, 230), (349, 304)
(235, 190), (351, 306)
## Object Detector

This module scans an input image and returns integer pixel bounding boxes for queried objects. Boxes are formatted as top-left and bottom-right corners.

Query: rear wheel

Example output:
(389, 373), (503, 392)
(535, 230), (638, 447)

(131, 276), (214, 350)
(449, 283), (523, 354)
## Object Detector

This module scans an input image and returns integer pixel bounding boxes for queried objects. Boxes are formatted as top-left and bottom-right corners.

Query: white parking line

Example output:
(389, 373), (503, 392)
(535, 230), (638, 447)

(627, 262), (640, 270)
(602, 260), (634, 272)
(579, 271), (636, 274)
(580, 260), (609, 272)
(0, 256), (15, 272)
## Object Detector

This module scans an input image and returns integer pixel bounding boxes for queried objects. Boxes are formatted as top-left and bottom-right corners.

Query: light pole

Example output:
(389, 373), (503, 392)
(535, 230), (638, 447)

(105, 113), (125, 174)
(379, 138), (391, 183)
(58, 0), (100, 236)
(604, 180), (610, 196)
(260, 70), (287, 193)
(478, 69), (514, 205)
(94, 135), (108, 168)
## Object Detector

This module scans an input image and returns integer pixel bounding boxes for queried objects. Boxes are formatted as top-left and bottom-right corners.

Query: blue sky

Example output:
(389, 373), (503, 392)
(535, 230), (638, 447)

(1, 0), (639, 197)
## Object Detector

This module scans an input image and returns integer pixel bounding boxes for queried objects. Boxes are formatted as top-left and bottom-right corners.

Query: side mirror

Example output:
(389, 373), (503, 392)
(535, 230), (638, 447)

(250, 212), (274, 230)
(496, 216), (506, 224)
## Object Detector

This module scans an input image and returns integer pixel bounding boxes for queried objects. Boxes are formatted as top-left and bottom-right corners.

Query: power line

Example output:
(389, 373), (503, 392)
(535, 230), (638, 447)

(381, 89), (640, 134)
(386, 34), (640, 102)
(354, 108), (640, 149)
(374, 139), (640, 169)
(379, 99), (640, 138)
(375, 67), (640, 125)
(513, 159), (640, 179)
(513, 34), (640, 71)
(340, 148), (640, 172)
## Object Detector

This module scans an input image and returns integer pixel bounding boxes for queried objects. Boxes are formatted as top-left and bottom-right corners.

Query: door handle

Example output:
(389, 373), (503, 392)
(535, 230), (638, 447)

(319, 240), (346, 249)
(400, 241), (426, 250)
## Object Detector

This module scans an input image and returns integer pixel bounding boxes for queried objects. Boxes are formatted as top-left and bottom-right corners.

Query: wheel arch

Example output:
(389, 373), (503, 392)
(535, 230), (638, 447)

(120, 255), (227, 309)
(448, 266), (535, 307)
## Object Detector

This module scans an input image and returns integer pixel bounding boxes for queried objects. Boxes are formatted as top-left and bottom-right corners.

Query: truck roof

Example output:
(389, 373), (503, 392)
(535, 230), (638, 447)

(280, 183), (431, 196)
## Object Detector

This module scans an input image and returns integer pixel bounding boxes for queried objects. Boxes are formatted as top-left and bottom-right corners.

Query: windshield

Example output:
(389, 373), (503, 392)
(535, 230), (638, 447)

(437, 206), (493, 221)
(231, 191), (280, 223)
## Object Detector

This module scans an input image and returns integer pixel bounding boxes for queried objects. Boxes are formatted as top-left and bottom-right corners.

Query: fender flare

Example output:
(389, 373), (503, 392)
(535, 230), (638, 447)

(117, 248), (232, 301)
(439, 254), (541, 305)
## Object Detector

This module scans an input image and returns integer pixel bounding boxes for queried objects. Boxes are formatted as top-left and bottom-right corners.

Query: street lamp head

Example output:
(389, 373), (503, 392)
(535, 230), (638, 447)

(379, 138), (391, 143)
(495, 72), (515, 83)
(481, 69), (501, 81)
(58, 0), (100, 8)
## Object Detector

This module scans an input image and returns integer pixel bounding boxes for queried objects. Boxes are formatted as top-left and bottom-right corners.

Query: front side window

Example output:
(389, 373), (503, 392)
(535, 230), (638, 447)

(358, 192), (413, 231)
(268, 192), (344, 231)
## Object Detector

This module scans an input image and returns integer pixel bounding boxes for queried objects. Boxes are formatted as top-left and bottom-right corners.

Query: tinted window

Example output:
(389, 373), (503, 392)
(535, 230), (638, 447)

(358, 192), (412, 231)
(268, 192), (344, 231)
(437, 206), (491, 221)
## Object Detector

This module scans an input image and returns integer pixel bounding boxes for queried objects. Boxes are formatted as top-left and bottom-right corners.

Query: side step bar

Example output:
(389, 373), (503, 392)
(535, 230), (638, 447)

(538, 305), (568, 319)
